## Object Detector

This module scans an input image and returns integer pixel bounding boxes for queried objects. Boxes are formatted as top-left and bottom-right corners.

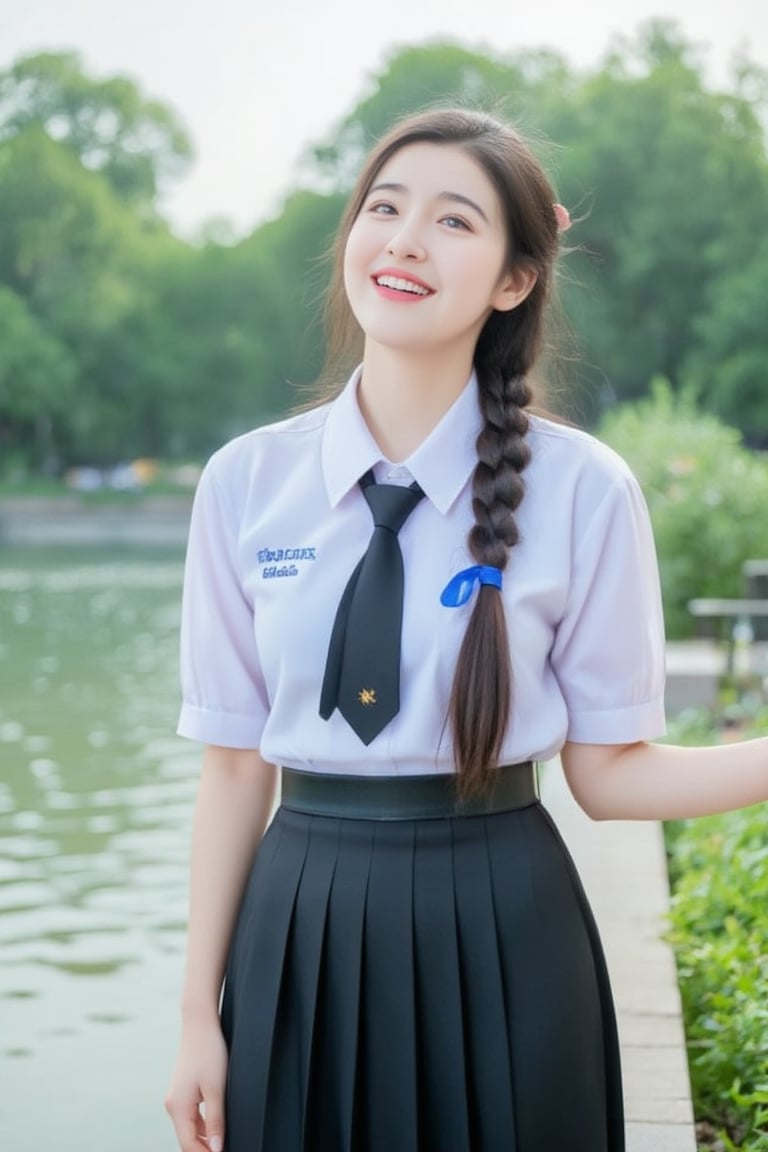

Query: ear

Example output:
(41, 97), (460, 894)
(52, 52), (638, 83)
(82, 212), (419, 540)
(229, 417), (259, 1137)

(491, 264), (537, 313)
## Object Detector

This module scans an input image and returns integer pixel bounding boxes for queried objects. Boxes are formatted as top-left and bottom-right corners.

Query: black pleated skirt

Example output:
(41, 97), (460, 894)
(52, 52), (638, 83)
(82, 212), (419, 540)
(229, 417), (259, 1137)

(220, 781), (623, 1152)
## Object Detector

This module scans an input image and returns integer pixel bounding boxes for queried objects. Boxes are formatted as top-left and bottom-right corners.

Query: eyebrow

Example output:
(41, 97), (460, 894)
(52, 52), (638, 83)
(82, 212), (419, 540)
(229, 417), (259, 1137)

(368, 182), (489, 223)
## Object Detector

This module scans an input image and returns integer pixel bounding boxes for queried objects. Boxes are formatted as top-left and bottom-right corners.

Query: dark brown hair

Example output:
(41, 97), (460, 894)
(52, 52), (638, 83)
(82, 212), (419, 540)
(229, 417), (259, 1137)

(323, 108), (562, 796)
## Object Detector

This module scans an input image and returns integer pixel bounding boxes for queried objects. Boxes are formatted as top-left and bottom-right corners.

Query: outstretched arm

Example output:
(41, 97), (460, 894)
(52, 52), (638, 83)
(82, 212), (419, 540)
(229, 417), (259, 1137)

(561, 736), (768, 822)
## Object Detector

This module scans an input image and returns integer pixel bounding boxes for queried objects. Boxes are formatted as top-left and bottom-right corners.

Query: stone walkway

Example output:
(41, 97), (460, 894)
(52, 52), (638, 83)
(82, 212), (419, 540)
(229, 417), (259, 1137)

(542, 762), (697, 1151)
(538, 642), (758, 1152)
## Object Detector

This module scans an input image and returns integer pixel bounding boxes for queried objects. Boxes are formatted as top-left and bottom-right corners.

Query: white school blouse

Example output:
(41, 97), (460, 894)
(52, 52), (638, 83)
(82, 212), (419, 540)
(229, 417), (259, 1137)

(177, 370), (667, 774)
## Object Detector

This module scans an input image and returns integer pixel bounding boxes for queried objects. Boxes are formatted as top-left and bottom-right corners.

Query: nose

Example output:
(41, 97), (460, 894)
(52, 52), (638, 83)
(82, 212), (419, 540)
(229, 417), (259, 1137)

(385, 219), (426, 261)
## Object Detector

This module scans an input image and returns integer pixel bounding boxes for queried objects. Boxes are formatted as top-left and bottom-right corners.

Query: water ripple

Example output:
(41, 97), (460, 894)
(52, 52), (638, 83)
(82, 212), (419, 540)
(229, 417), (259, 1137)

(0, 549), (195, 1068)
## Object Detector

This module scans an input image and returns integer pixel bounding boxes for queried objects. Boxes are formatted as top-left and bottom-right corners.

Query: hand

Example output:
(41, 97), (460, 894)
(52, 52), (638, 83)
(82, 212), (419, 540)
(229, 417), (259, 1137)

(165, 1016), (228, 1152)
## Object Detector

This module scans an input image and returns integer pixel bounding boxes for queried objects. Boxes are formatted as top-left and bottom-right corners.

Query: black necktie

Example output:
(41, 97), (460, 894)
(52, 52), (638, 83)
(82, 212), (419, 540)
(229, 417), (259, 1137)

(319, 470), (425, 744)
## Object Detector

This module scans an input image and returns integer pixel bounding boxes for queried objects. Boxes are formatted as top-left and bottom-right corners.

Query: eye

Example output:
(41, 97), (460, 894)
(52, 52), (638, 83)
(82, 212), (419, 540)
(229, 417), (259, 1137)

(367, 200), (397, 216)
(441, 215), (471, 231)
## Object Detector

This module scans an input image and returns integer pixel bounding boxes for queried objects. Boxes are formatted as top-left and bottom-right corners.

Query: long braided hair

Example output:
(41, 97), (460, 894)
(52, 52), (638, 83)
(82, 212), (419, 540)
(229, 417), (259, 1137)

(322, 109), (563, 796)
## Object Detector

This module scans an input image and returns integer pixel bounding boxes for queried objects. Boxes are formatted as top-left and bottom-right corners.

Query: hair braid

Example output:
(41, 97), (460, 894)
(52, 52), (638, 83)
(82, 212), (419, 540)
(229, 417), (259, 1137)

(449, 368), (532, 797)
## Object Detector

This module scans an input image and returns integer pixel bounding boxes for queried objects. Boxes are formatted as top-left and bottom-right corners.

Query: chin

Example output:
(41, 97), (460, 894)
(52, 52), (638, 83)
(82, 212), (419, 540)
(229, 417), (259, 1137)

(369, 332), (443, 357)
(356, 313), (439, 349)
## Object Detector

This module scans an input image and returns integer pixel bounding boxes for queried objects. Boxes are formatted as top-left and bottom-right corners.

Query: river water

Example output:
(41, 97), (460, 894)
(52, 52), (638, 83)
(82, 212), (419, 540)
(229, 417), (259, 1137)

(0, 547), (196, 1151)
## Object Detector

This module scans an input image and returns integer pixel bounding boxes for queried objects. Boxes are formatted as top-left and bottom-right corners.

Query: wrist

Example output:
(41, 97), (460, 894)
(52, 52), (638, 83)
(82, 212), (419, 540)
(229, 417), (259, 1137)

(180, 991), (222, 1026)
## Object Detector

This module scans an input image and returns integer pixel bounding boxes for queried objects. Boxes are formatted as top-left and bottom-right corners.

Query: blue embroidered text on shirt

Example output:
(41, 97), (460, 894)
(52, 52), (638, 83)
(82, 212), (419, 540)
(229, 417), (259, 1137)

(258, 547), (317, 564)
(258, 546), (317, 579)
(263, 564), (298, 579)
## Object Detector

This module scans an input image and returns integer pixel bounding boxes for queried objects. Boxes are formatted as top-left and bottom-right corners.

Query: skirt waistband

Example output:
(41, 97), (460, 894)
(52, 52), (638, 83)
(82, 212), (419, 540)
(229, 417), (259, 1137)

(279, 762), (538, 821)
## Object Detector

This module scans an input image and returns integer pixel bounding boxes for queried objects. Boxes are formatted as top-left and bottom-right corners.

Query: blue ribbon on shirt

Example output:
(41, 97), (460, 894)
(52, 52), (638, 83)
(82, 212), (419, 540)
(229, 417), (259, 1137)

(440, 565), (503, 607)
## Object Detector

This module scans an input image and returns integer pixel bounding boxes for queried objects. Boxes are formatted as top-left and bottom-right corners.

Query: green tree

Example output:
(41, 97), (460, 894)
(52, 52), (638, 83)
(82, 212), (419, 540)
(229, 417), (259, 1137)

(156, 187), (345, 457)
(305, 41), (571, 194)
(598, 380), (768, 637)
(682, 234), (768, 445)
(0, 50), (192, 205)
(547, 21), (768, 417)
(303, 27), (768, 433)
(236, 189), (347, 412)
(0, 126), (142, 325)
(3, 31), (768, 468)
(0, 125), (186, 465)
(126, 241), (276, 458)
(0, 285), (76, 471)
(0, 54), (200, 467)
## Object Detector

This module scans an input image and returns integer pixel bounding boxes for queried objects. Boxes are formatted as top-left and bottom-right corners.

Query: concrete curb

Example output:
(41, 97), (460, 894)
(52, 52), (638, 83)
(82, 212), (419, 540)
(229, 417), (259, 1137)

(0, 495), (193, 547)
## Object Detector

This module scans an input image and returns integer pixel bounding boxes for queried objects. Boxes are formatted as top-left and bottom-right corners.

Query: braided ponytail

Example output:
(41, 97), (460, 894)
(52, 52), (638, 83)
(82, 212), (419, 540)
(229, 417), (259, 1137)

(449, 241), (556, 797)
(450, 369), (532, 796)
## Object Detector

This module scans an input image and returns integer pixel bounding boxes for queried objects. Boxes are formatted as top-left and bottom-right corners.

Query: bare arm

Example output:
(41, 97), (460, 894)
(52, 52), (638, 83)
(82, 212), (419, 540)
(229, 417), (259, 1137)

(181, 744), (277, 1020)
(561, 735), (768, 822)
(166, 745), (277, 1152)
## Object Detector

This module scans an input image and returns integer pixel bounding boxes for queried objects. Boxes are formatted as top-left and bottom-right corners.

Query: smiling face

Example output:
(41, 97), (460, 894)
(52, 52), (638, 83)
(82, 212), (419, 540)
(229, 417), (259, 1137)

(342, 142), (536, 365)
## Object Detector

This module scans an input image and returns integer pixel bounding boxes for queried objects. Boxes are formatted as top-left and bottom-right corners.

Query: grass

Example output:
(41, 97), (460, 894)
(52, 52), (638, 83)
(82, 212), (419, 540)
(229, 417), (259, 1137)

(0, 477), (196, 501)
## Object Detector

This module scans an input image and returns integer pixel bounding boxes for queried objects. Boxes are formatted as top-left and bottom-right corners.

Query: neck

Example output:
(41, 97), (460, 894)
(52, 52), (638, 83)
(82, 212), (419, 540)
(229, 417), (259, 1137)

(357, 341), (474, 462)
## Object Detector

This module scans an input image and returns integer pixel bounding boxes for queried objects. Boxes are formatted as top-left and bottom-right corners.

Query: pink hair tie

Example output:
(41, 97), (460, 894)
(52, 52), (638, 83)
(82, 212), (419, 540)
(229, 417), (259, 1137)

(553, 203), (572, 233)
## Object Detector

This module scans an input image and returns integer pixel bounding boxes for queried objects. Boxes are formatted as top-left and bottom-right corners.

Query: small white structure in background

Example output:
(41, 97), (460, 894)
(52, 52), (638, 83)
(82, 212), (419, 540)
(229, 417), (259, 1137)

(65, 466), (104, 492)
(64, 459), (160, 492)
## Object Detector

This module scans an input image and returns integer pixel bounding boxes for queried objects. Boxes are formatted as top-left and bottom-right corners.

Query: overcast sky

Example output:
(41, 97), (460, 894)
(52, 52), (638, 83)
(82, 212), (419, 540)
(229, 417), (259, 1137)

(3, 0), (766, 236)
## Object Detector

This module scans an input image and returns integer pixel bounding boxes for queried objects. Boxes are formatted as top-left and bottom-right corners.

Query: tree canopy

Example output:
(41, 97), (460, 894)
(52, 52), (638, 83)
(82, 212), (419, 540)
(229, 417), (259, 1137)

(1, 28), (767, 474)
(0, 51), (192, 205)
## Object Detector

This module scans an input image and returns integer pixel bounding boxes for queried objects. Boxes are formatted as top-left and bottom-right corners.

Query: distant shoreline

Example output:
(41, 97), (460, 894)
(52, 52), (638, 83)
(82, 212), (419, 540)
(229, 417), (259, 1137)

(0, 494), (194, 547)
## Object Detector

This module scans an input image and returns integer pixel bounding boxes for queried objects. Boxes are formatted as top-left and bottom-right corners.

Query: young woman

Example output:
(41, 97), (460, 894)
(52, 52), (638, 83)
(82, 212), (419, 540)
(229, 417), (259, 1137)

(165, 108), (768, 1152)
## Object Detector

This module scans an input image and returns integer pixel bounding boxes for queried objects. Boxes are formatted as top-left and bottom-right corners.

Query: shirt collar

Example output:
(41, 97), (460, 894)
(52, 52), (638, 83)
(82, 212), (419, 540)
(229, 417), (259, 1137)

(322, 366), (482, 515)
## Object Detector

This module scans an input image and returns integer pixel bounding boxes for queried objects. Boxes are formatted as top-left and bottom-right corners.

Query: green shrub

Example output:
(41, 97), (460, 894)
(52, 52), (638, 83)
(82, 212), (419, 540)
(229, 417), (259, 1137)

(666, 709), (768, 1148)
(598, 381), (768, 638)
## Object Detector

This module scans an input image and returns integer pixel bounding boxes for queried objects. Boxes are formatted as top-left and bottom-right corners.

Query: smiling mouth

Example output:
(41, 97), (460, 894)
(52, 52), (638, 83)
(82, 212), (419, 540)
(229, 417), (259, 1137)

(374, 274), (432, 296)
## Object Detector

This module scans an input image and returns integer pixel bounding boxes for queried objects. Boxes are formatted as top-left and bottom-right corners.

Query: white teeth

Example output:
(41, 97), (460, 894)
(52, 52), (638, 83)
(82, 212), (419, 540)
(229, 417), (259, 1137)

(376, 274), (429, 295)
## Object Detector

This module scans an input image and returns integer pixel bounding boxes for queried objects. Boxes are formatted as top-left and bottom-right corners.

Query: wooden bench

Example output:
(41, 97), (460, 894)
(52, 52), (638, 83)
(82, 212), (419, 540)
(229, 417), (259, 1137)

(687, 597), (768, 674)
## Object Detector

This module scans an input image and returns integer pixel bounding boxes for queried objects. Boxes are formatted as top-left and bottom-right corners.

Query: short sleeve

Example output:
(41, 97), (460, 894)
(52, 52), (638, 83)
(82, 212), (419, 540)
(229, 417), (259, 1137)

(177, 459), (269, 747)
(550, 469), (667, 744)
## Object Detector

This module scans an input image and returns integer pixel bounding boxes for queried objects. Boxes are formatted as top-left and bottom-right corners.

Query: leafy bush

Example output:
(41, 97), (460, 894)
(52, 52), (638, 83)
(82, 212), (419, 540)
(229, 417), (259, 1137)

(665, 709), (768, 1148)
(598, 381), (768, 637)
